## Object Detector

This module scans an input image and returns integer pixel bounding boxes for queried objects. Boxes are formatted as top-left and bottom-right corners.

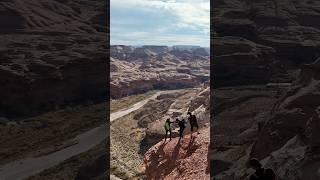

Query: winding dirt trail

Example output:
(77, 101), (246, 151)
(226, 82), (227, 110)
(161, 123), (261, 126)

(0, 91), (163, 180)
(110, 91), (161, 122)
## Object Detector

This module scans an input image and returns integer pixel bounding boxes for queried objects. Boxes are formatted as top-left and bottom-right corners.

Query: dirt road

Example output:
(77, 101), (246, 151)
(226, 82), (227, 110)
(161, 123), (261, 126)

(0, 92), (163, 180)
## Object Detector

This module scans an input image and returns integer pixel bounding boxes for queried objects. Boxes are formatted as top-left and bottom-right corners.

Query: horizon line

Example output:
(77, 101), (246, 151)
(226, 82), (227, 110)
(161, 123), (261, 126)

(110, 44), (210, 48)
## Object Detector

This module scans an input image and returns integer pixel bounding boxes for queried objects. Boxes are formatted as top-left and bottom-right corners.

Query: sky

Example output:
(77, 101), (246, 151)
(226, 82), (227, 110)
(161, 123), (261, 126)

(110, 0), (210, 47)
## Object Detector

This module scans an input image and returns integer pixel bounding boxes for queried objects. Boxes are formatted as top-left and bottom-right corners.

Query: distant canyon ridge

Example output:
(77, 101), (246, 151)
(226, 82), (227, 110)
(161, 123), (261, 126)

(110, 45), (210, 98)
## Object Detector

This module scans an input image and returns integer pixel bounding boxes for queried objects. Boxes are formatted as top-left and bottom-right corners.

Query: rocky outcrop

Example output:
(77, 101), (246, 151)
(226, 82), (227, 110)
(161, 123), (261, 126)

(135, 88), (210, 180)
(210, 84), (279, 179)
(213, 57), (320, 179)
(144, 127), (210, 180)
(251, 57), (320, 161)
(137, 88), (210, 153)
(111, 88), (209, 179)
(211, 57), (320, 180)
(0, 0), (107, 117)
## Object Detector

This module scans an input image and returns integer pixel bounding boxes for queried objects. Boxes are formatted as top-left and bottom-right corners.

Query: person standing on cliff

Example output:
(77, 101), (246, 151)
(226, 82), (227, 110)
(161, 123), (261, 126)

(178, 118), (186, 140)
(187, 112), (200, 136)
(164, 118), (173, 141)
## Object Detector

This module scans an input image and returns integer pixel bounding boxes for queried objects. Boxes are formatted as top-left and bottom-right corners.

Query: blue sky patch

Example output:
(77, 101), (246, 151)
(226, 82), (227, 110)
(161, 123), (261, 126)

(111, 0), (210, 47)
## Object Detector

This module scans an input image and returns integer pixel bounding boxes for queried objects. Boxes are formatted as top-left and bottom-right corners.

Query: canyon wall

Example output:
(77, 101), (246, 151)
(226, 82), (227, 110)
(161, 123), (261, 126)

(0, 0), (107, 117)
(110, 45), (210, 99)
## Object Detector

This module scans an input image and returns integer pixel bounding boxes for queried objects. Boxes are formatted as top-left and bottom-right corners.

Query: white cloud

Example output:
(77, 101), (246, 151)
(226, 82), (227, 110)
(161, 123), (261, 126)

(111, 0), (209, 46)
(111, 0), (209, 32)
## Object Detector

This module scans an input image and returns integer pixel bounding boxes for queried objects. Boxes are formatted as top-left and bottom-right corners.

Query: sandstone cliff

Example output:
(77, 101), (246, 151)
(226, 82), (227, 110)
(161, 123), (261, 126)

(212, 0), (320, 178)
(0, 0), (107, 117)
(214, 0), (320, 68)
(213, 36), (280, 87)
(212, 57), (320, 180)
(213, 0), (320, 87)
(249, 57), (320, 179)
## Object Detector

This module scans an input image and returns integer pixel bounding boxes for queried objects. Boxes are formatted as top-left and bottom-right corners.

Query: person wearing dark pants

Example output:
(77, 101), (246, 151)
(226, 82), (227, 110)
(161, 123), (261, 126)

(178, 119), (186, 140)
(187, 112), (200, 136)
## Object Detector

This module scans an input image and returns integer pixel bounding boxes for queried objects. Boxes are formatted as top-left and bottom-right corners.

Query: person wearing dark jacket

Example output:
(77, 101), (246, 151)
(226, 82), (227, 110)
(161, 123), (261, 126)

(187, 112), (199, 135)
(178, 118), (186, 140)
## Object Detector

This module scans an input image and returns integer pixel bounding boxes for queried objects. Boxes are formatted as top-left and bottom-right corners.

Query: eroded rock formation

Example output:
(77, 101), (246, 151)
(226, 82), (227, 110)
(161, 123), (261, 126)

(0, 0), (107, 117)
(213, 0), (320, 68)
(110, 46), (209, 98)
(248, 58), (320, 179)
(213, 37), (278, 87)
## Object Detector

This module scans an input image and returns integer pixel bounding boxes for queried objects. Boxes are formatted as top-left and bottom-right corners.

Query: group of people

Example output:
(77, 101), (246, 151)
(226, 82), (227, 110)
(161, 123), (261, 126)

(164, 111), (200, 141)
(163, 112), (276, 179)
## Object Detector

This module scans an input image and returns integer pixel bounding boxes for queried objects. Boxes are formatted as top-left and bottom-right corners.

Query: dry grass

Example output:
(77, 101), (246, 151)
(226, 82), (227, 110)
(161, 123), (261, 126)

(111, 91), (157, 113)
(109, 91), (161, 179)
(109, 91), (162, 179)
(110, 112), (146, 179)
